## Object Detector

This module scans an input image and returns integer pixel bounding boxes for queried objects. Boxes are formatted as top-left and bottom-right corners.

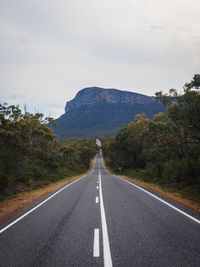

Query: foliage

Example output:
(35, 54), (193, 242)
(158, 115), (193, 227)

(103, 75), (200, 190)
(0, 104), (97, 197)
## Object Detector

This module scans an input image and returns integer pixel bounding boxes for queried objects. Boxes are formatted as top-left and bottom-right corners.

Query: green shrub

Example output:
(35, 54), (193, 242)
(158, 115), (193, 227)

(141, 163), (160, 182)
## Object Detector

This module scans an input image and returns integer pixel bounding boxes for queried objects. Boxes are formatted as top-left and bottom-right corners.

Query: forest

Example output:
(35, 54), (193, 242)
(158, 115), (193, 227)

(1, 74), (199, 202)
(103, 75), (200, 200)
(0, 106), (97, 199)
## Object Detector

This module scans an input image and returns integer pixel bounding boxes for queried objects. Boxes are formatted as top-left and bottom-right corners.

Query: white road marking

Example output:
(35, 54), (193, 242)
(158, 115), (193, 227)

(96, 196), (99, 203)
(117, 177), (200, 225)
(93, 228), (100, 257)
(99, 170), (113, 267)
(96, 186), (99, 190)
(102, 160), (200, 225)
(0, 168), (95, 235)
(96, 138), (102, 147)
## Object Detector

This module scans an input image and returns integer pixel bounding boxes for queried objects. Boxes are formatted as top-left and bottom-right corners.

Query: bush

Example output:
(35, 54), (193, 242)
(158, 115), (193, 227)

(141, 163), (160, 182)
(0, 103), (97, 197)
(162, 159), (200, 185)
(0, 172), (9, 192)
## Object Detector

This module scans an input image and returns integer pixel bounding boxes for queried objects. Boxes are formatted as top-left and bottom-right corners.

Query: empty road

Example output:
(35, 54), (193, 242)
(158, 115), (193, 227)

(0, 153), (200, 266)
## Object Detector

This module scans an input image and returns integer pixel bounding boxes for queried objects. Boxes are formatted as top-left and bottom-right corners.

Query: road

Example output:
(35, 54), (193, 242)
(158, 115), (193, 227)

(0, 153), (200, 266)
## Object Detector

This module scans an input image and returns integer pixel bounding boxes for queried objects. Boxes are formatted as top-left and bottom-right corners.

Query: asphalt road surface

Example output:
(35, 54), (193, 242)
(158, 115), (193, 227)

(0, 153), (200, 266)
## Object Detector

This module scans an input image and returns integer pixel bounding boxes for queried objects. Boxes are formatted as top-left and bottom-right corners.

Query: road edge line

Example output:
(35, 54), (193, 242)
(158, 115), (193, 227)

(0, 167), (95, 234)
(101, 156), (200, 225)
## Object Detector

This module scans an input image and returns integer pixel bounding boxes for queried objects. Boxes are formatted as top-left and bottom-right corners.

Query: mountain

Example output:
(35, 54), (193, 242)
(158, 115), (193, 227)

(53, 87), (164, 139)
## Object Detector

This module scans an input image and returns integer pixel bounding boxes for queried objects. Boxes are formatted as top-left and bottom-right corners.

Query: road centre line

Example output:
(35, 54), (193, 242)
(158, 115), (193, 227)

(99, 170), (113, 267)
(101, 159), (200, 225)
(0, 168), (95, 235)
(97, 186), (99, 190)
(96, 197), (99, 203)
(93, 228), (100, 257)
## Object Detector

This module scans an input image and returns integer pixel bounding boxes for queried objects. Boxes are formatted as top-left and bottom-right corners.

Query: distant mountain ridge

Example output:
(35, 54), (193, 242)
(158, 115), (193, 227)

(65, 87), (156, 112)
(53, 87), (164, 139)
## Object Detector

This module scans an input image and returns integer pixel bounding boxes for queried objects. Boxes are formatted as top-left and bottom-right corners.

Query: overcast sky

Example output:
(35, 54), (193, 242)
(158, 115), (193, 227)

(0, 0), (199, 118)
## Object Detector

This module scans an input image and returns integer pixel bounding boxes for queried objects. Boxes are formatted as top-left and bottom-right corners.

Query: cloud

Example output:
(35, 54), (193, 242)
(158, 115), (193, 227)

(0, 0), (200, 118)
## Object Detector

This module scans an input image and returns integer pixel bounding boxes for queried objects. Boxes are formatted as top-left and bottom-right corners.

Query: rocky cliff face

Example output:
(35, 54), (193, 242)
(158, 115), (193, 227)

(65, 87), (156, 112)
(53, 87), (164, 139)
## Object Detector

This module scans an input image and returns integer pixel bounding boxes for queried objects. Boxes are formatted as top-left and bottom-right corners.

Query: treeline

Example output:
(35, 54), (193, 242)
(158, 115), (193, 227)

(103, 75), (200, 193)
(0, 104), (97, 198)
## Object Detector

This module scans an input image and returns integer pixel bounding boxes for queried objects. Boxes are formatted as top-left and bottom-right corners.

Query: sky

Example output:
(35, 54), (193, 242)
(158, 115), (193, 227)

(0, 0), (200, 118)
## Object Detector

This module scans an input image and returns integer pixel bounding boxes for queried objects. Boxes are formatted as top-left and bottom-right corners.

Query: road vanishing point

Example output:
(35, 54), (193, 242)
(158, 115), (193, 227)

(0, 153), (200, 266)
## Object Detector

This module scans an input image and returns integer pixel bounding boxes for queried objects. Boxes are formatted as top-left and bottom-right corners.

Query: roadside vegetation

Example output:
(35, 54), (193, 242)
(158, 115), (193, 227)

(103, 75), (200, 204)
(0, 105), (97, 200)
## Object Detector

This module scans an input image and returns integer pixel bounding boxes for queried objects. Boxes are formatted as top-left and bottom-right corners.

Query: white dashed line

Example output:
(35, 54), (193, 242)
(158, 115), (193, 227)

(93, 229), (100, 257)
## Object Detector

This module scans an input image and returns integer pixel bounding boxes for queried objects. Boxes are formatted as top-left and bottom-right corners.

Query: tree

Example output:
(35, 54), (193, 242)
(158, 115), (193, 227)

(104, 74), (200, 187)
(184, 74), (200, 91)
(0, 104), (97, 196)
